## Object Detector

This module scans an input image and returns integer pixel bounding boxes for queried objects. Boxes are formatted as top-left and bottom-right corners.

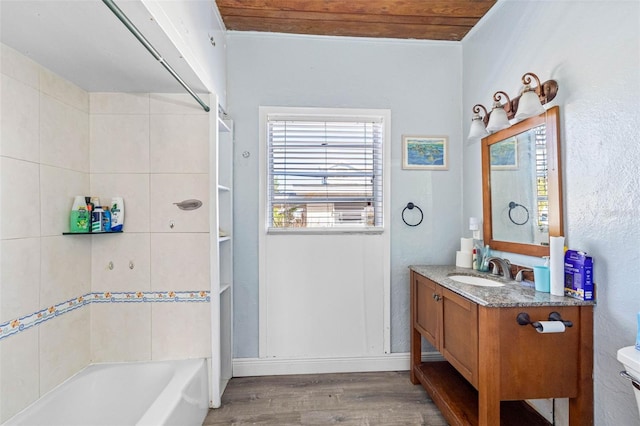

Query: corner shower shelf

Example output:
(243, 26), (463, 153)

(63, 231), (123, 235)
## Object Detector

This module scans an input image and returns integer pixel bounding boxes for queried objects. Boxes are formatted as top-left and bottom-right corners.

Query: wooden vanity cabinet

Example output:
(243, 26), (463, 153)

(410, 270), (594, 426)
(413, 272), (478, 386)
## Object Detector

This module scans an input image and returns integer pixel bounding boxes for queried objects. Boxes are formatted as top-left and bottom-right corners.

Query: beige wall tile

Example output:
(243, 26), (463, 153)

(40, 94), (89, 172)
(0, 238), (40, 323)
(150, 233), (210, 292)
(91, 232), (150, 293)
(151, 302), (211, 360)
(1, 158), (40, 239)
(89, 114), (149, 173)
(90, 303), (151, 363)
(39, 68), (88, 112)
(40, 166), (89, 236)
(39, 308), (90, 395)
(40, 236), (91, 308)
(0, 44), (39, 90)
(0, 328), (39, 423)
(0, 75), (39, 162)
(90, 93), (149, 115)
(90, 173), (149, 233)
(150, 93), (210, 115)
(149, 174), (210, 233)
(150, 114), (209, 173)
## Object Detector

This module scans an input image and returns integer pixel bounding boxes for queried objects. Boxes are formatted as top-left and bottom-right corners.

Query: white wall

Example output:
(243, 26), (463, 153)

(227, 32), (464, 357)
(462, 2), (640, 425)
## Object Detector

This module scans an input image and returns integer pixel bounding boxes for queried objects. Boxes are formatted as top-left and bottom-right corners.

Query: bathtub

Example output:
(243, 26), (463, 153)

(4, 358), (209, 426)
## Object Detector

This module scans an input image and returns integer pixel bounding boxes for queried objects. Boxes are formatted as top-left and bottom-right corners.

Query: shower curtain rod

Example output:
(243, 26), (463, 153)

(102, 0), (211, 112)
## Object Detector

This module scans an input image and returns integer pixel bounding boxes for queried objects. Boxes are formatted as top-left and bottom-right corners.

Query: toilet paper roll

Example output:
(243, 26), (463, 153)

(549, 236), (565, 296)
(455, 251), (473, 268)
(460, 237), (474, 253)
(535, 321), (566, 333)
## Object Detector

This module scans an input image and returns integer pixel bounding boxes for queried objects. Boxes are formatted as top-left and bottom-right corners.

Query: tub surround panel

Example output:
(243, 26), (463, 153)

(149, 173), (210, 233)
(39, 67), (89, 112)
(0, 44), (39, 89)
(0, 158), (41, 240)
(89, 92), (150, 114)
(39, 94), (89, 172)
(151, 302), (212, 361)
(150, 114), (210, 173)
(89, 114), (150, 173)
(0, 328), (39, 422)
(38, 308), (90, 396)
(0, 74), (39, 161)
(90, 232), (151, 293)
(89, 173), (150, 233)
(91, 303), (152, 363)
(39, 165), (89, 236)
(40, 236), (91, 309)
(150, 233), (210, 292)
(0, 238), (40, 324)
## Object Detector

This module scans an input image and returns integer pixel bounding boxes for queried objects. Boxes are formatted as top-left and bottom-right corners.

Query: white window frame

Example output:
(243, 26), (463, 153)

(259, 106), (391, 235)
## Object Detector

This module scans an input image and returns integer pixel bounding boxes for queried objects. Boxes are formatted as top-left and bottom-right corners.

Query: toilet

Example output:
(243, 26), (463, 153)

(617, 346), (640, 417)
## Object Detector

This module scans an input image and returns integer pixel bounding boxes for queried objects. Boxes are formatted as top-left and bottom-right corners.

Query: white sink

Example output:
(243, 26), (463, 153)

(448, 275), (505, 287)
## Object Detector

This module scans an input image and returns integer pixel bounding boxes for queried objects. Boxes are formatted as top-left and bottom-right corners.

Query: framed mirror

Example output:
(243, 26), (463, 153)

(481, 106), (562, 257)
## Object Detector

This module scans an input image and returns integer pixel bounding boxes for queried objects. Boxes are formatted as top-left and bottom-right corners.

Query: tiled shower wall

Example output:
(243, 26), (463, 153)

(88, 92), (211, 363)
(0, 44), (212, 422)
(0, 44), (92, 421)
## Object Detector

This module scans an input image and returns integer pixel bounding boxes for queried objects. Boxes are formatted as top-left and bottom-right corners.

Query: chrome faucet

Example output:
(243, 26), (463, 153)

(486, 257), (513, 280)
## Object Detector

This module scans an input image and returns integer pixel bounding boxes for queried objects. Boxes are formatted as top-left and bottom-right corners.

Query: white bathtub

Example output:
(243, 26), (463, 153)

(4, 359), (209, 426)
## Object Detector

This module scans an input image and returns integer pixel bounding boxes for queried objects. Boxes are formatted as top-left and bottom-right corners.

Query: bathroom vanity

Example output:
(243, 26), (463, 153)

(410, 265), (594, 426)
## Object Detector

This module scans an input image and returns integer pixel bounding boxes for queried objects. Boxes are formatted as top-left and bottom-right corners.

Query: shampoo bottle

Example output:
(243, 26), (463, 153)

(102, 207), (111, 232)
(92, 206), (104, 233)
(110, 197), (124, 232)
(69, 196), (90, 233)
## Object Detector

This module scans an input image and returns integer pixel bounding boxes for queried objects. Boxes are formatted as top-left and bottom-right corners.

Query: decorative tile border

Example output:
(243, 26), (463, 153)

(0, 290), (210, 341)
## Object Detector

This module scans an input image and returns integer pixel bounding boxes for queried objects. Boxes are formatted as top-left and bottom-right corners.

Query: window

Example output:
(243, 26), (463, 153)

(264, 109), (387, 232)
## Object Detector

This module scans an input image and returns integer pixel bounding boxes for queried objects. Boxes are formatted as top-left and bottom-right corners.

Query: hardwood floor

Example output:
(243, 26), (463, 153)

(203, 371), (448, 425)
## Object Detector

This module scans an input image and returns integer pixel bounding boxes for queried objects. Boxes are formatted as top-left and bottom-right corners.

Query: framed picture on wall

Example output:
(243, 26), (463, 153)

(490, 136), (518, 170)
(402, 135), (448, 170)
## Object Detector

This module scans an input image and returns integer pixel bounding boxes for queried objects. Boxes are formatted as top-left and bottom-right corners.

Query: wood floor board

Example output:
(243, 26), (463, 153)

(204, 371), (448, 425)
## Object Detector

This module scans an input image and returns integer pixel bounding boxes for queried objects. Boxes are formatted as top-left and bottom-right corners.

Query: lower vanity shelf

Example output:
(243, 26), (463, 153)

(414, 361), (550, 426)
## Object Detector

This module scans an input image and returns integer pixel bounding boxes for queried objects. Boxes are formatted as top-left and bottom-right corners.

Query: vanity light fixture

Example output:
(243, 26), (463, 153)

(514, 72), (548, 121)
(468, 104), (489, 139)
(485, 91), (512, 133)
(467, 72), (559, 140)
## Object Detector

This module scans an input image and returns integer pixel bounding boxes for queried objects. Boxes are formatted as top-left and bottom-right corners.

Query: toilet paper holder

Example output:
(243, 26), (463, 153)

(516, 311), (573, 331)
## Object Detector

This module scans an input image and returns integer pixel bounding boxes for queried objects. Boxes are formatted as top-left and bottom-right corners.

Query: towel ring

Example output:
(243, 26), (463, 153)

(508, 201), (529, 226)
(402, 202), (423, 227)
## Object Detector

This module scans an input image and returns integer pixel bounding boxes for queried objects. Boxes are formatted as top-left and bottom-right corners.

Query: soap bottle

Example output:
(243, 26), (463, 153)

(69, 196), (90, 233)
(480, 245), (491, 272)
(110, 197), (124, 232)
(102, 206), (111, 232)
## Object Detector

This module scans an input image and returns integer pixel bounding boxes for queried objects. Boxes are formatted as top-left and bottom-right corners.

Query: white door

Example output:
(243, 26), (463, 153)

(258, 107), (391, 367)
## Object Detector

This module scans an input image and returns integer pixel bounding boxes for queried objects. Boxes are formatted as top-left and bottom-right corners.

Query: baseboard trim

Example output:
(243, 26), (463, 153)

(232, 352), (444, 377)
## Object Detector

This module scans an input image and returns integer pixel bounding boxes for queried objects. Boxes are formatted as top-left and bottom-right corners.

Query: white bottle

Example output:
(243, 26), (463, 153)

(110, 197), (125, 232)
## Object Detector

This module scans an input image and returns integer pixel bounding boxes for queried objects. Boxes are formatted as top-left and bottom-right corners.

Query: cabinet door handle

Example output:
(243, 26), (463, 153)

(433, 294), (441, 302)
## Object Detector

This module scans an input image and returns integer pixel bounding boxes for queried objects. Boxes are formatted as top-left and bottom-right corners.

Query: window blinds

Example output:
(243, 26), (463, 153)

(267, 116), (384, 230)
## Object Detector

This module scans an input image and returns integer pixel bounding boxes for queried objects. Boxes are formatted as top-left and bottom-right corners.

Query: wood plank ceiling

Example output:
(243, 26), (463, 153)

(215, 0), (497, 41)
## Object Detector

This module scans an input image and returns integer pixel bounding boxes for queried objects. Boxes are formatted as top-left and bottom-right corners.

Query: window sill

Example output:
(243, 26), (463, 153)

(267, 227), (384, 235)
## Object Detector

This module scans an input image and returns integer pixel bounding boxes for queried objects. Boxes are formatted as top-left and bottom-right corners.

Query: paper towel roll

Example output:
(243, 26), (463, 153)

(549, 236), (565, 296)
(535, 321), (566, 333)
(456, 251), (473, 268)
(460, 237), (474, 253)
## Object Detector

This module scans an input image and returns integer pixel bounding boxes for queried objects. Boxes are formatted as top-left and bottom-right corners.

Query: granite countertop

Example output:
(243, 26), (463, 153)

(410, 265), (596, 307)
